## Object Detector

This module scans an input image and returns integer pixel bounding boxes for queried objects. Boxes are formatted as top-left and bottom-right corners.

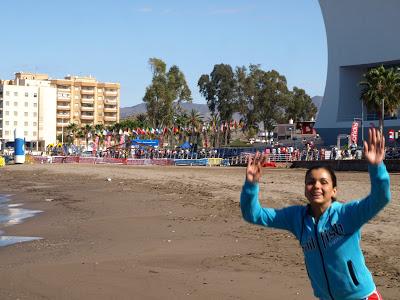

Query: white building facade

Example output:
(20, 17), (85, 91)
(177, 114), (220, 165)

(316, 0), (400, 145)
(0, 74), (57, 149)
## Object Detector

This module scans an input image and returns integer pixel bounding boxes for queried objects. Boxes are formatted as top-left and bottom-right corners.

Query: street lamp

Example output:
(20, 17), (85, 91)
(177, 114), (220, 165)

(61, 121), (64, 145)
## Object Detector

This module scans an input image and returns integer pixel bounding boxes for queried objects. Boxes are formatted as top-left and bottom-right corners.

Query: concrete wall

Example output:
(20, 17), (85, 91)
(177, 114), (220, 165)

(317, 0), (400, 145)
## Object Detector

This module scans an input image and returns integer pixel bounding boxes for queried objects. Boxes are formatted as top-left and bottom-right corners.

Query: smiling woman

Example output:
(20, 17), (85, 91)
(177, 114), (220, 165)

(240, 128), (390, 300)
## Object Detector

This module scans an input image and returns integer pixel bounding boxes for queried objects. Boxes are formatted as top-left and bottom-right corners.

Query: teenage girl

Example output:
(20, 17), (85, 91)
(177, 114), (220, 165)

(241, 128), (389, 300)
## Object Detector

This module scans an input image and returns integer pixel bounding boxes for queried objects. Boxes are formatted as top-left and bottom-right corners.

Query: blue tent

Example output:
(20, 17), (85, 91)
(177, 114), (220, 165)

(180, 141), (191, 149)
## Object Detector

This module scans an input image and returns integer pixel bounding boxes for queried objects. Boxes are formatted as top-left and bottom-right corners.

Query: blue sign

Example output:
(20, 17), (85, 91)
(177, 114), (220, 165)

(131, 139), (159, 147)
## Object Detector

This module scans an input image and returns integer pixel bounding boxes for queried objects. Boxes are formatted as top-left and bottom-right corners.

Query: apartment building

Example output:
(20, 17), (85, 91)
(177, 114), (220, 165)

(0, 73), (57, 149)
(51, 75), (120, 137)
(0, 72), (120, 150)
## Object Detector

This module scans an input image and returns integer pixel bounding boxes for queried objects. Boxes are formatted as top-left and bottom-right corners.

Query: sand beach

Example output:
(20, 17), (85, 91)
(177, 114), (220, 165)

(0, 164), (398, 299)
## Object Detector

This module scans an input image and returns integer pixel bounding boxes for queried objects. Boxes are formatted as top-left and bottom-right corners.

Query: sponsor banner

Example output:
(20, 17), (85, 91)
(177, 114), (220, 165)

(350, 121), (359, 144)
(388, 129), (395, 141)
(131, 139), (159, 147)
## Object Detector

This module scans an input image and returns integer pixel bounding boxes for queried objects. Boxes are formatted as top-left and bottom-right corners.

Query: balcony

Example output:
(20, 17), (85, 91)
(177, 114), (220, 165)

(81, 106), (94, 112)
(81, 89), (95, 95)
(105, 90), (118, 96)
(81, 115), (94, 120)
(57, 88), (71, 93)
(57, 105), (71, 110)
(104, 107), (117, 113)
(81, 98), (94, 104)
(104, 116), (117, 122)
(57, 113), (70, 119)
(104, 99), (117, 105)
(57, 97), (71, 102)
(57, 122), (68, 127)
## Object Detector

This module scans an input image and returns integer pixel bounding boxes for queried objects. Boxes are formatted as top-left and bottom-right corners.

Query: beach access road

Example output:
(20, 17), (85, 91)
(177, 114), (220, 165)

(0, 164), (398, 300)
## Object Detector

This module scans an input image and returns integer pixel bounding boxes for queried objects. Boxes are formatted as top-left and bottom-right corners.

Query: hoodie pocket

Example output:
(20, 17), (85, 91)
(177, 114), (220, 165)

(347, 260), (359, 286)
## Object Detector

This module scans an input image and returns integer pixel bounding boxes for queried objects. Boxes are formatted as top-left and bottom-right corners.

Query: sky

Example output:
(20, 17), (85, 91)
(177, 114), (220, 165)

(0, 0), (327, 108)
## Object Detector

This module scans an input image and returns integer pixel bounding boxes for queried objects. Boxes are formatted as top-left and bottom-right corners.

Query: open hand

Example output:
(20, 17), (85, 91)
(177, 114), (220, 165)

(363, 128), (385, 165)
(246, 152), (267, 183)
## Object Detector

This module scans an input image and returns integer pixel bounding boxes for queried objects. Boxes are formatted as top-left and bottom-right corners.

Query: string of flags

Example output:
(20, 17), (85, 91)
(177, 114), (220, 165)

(92, 120), (245, 137)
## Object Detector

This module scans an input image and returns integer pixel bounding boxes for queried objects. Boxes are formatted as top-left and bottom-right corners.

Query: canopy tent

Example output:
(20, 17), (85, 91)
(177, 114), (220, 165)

(180, 141), (191, 149)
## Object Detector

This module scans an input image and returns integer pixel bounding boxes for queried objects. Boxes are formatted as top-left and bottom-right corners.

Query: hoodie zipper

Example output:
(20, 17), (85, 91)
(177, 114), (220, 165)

(314, 222), (334, 300)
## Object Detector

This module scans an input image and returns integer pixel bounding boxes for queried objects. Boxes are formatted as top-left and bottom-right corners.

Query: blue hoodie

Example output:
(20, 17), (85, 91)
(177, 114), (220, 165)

(240, 163), (391, 300)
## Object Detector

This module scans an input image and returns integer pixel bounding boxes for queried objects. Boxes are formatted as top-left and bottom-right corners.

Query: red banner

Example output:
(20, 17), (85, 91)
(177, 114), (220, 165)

(388, 129), (395, 141)
(350, 121), (359, 144)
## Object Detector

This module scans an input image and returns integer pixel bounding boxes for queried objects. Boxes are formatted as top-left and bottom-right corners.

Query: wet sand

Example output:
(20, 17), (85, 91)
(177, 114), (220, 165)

(0, 164), (398, 300)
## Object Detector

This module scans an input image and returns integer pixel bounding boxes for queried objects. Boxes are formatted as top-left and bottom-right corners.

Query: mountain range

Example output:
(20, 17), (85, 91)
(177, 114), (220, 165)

(120, 96), (324, 120)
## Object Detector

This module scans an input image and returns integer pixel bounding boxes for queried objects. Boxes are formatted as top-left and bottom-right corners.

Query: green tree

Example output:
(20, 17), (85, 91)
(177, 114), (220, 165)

(285, 87), (317, 122)
(360, 65), (400, 132)
(235, 65), (261, 134)
(187, 109), (203, 145)
(143, 58), (192, 129)
(255, 70), (289, 132)
(81, 124), (94, 150)
(135, 113), (149, 129)
(198, 64), (236, 145)
(94, 123), (105, 150)
(66, 122), (79, 145)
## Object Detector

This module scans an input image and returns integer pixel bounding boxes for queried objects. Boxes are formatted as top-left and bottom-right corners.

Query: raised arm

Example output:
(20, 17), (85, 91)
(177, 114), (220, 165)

(340, 128), (391, 231)
(240, 152), (301, 236)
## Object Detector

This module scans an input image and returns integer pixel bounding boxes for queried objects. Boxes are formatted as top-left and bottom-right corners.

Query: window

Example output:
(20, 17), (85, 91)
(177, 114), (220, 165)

(14, 92), (18, 96)
(13, 102), (18, 106)
(24, 131), (28, 136)
(5, 91), (9, 96)
(33, 103), (37, 108)
(33, 112), (37, 117)
(5, 101), (9, 106)
(98, 96), (103, 100)
(5, 111), (9, 116)
(25, 92), (28, 97)
(14, 121), (17, 126)
(75, 95), (79, 99)
(25, 102), (28, 107)
(14, 111), (17, 116)
(98, 88), (103, 92)
(5, 121), (9, 125)
(75, 87), (80, 90)
(33, 122), (37, 126)
(24, 122), (28, 126)
(24, 112), (28, 117)
(5, 130), (9, 135)
(33, 131), (37, 136)
(33, 93), (37, 97)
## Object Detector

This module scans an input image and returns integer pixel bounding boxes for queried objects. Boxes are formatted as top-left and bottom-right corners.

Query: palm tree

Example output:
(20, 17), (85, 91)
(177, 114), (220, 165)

(207, 114), (221, 148)
(81, 124), (94, 150)
(360, 65), (400, 132)
(94, 123), (105, 150)
(187, 109), (203, 145)
(175, 111), (189, 146)
(66, 122), (79, 145)
(135, 113), (148, 128)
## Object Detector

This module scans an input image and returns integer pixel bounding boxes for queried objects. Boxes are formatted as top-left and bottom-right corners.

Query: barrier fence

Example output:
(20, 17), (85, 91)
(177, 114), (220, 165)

(31, 156), (175, 166)
(29, 154), (295, 167)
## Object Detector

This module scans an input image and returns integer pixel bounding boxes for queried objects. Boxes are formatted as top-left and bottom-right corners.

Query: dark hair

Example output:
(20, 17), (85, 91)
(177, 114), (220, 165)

(305, 165), (337, 201)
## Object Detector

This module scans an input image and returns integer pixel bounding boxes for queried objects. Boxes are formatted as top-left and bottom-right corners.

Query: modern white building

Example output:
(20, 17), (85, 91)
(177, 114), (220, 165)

(316, 0), (400, 145)
(0, 73), (57, 149)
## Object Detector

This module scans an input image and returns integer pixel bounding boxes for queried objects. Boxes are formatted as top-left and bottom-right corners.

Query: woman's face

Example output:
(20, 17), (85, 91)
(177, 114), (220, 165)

(305, 168), (337, 207)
